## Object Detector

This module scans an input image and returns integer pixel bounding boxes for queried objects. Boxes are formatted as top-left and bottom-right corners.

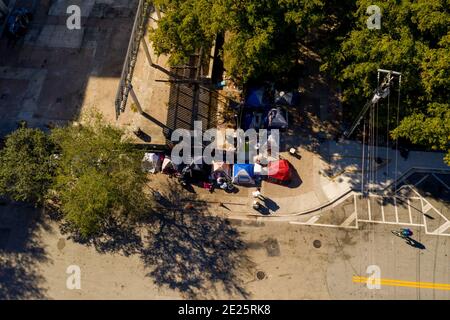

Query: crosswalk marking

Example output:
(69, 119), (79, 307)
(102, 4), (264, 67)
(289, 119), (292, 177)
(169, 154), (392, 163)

(430, 221), (450, 235)
(288, 174), (450, 237)
(341, 211), (357, 227)
(394, 197), (399, 223)
(407, 199), (413, 224)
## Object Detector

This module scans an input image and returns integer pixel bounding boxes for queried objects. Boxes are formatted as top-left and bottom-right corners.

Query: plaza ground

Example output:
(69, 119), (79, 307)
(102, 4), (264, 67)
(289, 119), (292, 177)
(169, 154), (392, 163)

(1, 201), (449, 299)
(1, 170), (449, 299)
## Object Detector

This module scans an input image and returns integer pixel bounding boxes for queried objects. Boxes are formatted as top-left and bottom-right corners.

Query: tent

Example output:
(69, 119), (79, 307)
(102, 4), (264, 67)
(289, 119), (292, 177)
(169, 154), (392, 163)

(212, 161), (232, 177)
(161, 157), (178, 175)
(180, 156), (211, 182)
(245, 88), (265, 107)
(267, 107), (288, 129)
(275, 91), (294, 105)
(232, 163), (255, 185)
(267, 159), (292, 184)
(258, 133), (280, 162)
(142, 153), (162, 173)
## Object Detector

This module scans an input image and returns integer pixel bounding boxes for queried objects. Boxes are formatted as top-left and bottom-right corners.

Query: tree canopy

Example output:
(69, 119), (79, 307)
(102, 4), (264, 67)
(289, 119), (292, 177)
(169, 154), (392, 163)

(150, 0), (327, 82)
(50, 115), (151, 237)
(0, 127), (56, 205)
(0, 115), (152, 238)
(150, 0), (450, 161)
(322, 0), (450, 161)
(392, 103), (450, 165)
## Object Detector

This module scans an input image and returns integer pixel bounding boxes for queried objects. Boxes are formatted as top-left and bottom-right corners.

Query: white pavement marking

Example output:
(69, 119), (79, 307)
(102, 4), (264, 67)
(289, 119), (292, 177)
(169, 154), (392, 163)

(341, 211), (357, 227)
(358, 220), (424, 227)
(381, 202), (385, 222)
(289, 221), (357, 229)
(305, 216), (320, 224)
(394, 197), (399, 223)
(414, 174), (429, 187)
(423, 202), (432, 213)
(407, 199), (413, 224)
(432, 173), (450, 191)
(430, 221), (450, 235)
(367, 198), (372, 221)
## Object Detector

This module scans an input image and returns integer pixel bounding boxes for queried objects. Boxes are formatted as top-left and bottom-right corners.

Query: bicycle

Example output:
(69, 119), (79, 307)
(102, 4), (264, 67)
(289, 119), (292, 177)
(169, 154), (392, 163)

(391, 229), (414, 245)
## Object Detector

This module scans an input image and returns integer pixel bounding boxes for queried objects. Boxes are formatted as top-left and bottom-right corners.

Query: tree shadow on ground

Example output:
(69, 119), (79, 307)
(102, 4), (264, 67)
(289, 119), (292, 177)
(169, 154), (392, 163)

(0, 203), (49, 299)
(140, 181), (254, 299)
(60, 217), (144, 257)
(56, 179), (254, 299)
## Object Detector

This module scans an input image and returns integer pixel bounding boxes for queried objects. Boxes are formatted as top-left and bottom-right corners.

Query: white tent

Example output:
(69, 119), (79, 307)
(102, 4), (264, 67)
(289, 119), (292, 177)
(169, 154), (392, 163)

(161, 157), (177, 174)
(142, 153), (161, 173)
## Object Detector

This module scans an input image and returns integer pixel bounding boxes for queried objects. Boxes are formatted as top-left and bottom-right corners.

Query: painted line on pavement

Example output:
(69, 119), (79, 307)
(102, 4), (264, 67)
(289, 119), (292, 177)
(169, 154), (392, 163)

(353, 276), (450, 291)
(432, 173), (450, 191)
(357, 220), (424, 227)
(341, 211), (357, 227)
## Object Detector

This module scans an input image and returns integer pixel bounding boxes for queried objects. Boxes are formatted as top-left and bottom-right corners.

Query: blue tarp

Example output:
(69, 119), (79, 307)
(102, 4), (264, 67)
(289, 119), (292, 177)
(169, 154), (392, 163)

(232, 164), (255, 185)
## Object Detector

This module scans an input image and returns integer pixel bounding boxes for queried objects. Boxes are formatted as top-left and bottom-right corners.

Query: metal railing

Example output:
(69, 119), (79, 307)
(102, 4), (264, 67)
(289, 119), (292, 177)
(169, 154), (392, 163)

(115, 0), (152, 119)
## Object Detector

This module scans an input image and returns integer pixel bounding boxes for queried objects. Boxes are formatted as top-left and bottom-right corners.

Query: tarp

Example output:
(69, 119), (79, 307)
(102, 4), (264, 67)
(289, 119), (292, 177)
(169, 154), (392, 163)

(142, 153), (161, 173)
(232, 163), (255, 185)
(275, 91), (294, 105)
(267, 107), (288, 129)
(268, 159), (291, 183)
(245, 88), (265, 107)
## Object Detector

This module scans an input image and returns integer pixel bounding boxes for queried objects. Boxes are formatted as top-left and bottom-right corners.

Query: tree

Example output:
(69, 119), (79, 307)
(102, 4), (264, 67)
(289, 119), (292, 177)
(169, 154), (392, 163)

(391, 103), (450, 165)
(323, 0), (450, 109)
(50, 114), (151, 238)
(150, 0), (327, 83)
(149, 0), (217, 65)
(0, 127), (56, 205)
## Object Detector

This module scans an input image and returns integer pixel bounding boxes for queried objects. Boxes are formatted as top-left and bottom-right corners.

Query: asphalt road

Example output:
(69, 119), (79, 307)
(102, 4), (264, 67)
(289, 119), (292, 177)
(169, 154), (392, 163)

(1, 203), (448, 299)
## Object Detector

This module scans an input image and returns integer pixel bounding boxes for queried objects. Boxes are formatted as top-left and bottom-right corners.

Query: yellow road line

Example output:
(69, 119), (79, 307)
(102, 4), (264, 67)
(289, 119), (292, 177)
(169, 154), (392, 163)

(352, 276), (450, 291)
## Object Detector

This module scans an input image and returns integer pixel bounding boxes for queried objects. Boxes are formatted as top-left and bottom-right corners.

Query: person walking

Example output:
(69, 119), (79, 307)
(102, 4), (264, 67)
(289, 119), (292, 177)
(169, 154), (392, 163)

(252, 187), (263, 200)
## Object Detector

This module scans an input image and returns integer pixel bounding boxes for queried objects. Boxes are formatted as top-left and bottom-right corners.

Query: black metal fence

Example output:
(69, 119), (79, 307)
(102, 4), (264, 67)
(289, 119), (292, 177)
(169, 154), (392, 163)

(115, 0), (152, 119)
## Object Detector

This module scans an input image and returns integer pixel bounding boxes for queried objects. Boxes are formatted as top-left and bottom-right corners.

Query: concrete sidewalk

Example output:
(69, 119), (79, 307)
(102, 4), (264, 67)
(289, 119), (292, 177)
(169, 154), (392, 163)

(323, 140), (449, 191)
(195, 140), (449, 220)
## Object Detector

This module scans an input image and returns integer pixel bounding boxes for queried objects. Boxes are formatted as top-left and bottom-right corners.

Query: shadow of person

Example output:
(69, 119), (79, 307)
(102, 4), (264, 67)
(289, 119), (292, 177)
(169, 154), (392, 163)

(180, 182), (196, 194)
(255, 204), (271, 215)
(404, 237), (426, 250)
(261, 197), (280, 212)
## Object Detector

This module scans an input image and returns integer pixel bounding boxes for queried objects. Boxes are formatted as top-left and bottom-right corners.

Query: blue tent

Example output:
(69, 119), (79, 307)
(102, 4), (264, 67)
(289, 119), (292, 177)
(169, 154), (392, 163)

(245, 88), (265, 107)
(232, 164), (255, 185)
